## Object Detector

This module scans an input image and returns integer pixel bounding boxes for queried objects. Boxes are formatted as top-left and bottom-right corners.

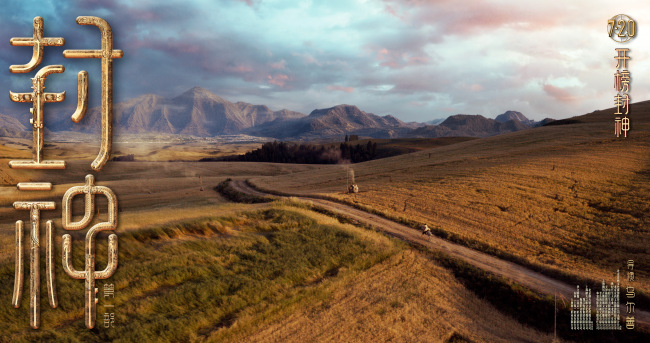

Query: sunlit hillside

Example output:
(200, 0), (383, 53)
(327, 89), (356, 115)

(250, 102), (650, 294)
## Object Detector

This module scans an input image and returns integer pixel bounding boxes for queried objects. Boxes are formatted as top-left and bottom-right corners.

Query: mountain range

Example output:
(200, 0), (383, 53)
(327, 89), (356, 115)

(408, 114), (532, 138)
(244, 104), (420, 139)
(0, 87), (551, 140)
(43, 87), (305, 136)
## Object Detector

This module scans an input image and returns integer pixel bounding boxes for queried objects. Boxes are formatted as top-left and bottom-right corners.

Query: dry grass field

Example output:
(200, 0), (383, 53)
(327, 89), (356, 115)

(312, 137), (479, 160)
(250, 103), (650, 295)
(0, 140), (560, 341)
(243, 221), (555, 343)
(0, 153), (321, 271)
(0, 133), (264, 163)
(0, 131), (572, 342)
(1, 102), (647, 341)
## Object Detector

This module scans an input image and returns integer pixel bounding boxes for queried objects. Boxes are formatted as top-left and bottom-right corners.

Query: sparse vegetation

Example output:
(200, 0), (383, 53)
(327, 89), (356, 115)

(248, 102), (650, 307)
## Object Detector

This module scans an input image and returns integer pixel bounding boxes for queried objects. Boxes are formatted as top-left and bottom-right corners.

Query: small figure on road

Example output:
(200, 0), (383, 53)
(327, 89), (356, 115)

(422, 224), (432, 241)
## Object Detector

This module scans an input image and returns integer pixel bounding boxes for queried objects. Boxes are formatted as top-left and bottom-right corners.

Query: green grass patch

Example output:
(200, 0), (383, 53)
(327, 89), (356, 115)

(0, 208), (396, 342)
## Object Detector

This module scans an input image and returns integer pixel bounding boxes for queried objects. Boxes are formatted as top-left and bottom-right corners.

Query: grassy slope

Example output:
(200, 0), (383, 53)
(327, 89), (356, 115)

(0, 206), (555, 342)
(250, 101), (650, 295)
(350, 137), (478, 159)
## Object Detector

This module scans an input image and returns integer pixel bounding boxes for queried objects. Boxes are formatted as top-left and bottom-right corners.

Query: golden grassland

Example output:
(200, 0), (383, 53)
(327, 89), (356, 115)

(0, 102), (647, 341)
(0, 157), (320, 268)
(244, 212), (555, 343)
(0, 205), (557, 342)
(250, 103), (650, 295)
(0, 137), (561, 341)
(310, 137), (479, 159)
(0, 135), (262, 162)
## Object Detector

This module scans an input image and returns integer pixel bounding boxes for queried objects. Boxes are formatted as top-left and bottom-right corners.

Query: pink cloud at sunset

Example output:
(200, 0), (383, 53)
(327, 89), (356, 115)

(543, 84), (578, 103)
(267, 74), (291, 87)
(327, 85), (355, 93)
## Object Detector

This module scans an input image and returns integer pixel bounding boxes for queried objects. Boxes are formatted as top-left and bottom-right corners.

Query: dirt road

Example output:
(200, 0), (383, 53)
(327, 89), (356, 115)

(230, 179), (650, 330)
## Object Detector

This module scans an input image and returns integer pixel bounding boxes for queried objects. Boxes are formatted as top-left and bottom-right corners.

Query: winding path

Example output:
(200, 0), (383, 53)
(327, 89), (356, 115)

(229, 179), (650, 330)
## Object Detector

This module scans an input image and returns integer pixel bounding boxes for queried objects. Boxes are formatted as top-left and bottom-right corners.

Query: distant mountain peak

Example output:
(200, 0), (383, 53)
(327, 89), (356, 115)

(495, 110), (530, 124)
(188, 86), (210, 93)
(309, 104), (361, 117)
(383, 114), (398, 120)
(441, 114), (486, 126)
(174, 86), (226, 102)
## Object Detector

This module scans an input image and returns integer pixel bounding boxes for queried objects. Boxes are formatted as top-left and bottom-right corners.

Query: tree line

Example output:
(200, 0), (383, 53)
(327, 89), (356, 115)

(211, 140), (378, 164)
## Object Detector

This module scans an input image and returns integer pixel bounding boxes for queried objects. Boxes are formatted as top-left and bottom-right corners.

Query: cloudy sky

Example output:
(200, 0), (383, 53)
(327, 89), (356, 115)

(1, 0), (650, 122)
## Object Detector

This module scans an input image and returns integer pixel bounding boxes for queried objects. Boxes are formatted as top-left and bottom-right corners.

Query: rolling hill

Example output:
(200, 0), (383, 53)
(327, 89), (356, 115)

(247, 99), (650, 311)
